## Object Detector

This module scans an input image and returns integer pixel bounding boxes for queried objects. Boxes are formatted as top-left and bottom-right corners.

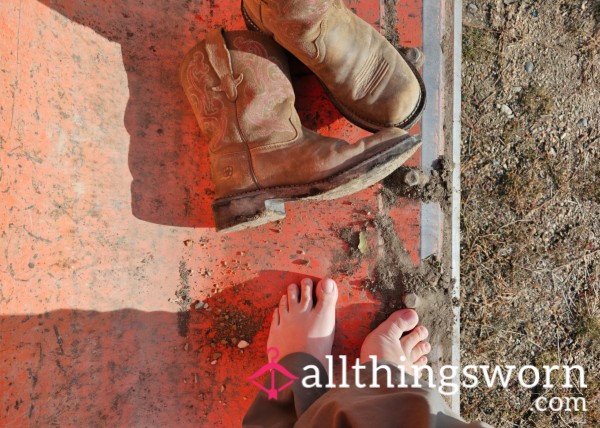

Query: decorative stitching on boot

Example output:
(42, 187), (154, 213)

(211, 74), (244, 101)
(320, 52), (426, 130)
(205, 30), (244, 102)
(354, 52), (390, 100)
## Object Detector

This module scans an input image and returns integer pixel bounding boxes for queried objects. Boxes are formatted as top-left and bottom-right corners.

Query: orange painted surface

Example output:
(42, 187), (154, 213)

(0, 0), (423, 426)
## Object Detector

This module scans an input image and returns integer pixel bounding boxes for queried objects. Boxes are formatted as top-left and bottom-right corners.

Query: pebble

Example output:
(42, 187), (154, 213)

(577, 118), (588, 127)
(404, 293), (420, 309)
(467, 3), (478, 13)
(237, 340), (250, 349)
(500, 104), (514, 118)
(524, 61), (534, 73)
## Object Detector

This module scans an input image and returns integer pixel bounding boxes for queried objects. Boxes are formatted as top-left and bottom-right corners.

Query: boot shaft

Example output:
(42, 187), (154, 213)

(180, 30), (301, 153)
(180, 30), (302, 197)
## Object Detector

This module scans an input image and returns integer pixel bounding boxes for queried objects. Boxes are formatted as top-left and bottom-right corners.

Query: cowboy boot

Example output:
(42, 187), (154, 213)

(180, 29), (420, 232)
(241, 0), (426, 132)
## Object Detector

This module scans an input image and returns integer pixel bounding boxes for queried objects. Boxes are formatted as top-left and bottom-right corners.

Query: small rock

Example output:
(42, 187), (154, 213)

(211, 360), (217, 365)
(404, 293), (420, 309)
(237, 340), (250, 349)
(500, 104), (514, 118)
(577, 118), (588, 127)
(184, 342), (189, 351)
(524, 61), (534, 73)
(213, 352), (222, 360)
(183, 239), (193, 247)
(549, 147), (557, 156)
(467, 3), (478, 13)
(570, 55), (579, 63)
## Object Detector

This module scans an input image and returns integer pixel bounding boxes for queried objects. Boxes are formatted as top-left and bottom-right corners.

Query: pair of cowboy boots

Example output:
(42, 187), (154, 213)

(180, 0), (426, 232)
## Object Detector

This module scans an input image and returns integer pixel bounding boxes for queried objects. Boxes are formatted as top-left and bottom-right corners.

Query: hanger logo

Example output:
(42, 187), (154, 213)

(248, 347), (298, 400)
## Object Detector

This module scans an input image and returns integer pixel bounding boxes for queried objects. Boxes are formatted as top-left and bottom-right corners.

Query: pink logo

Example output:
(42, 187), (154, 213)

(248, 347), (299, 400)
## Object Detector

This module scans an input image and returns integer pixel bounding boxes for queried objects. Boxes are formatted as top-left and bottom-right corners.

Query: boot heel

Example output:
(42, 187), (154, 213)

(213, 194), (286, 233)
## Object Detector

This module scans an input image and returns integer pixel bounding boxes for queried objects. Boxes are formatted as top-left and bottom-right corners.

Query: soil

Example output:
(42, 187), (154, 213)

(364, 213), (454, 369)
(381, 158), (453, 209)
(461, 1), (600, 426)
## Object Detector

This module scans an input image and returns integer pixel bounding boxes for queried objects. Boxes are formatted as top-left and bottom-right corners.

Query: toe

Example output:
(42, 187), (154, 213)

(270, 308), (280, 329)
(279, 294), (289, 315)
(411, 341), (431, 362)
(299, 278), (313, 310)
(287, 283), (299, 310)
(400, 325), (428, 351)
(315, 278), (338, 313)
(413, 356), (428, 366)
(375, 309), (419, 339)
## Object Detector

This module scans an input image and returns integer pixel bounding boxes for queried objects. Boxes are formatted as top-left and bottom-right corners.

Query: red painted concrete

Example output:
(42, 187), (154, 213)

(0, 0), (422, 426)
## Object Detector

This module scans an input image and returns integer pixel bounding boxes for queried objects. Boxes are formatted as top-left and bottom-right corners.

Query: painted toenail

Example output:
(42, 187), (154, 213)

(323, 279), (334, 294)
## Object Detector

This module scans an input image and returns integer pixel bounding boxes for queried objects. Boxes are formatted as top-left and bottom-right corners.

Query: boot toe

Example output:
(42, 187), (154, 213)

(378, 68), (422, 128)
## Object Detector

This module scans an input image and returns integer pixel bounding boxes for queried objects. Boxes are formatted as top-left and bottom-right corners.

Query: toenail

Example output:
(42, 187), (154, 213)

(302, 278), (312, 286)
(322, 279), (334, 294)
(400, 310), (416, 321)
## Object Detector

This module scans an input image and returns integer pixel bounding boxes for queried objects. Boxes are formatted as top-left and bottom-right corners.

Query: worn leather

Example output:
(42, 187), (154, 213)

(180, 29), (408, 199)
(243, 0), (423, 130)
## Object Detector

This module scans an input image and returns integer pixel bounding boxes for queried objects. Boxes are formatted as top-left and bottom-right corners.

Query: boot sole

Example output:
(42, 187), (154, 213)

(213, 134), (421, 232)
(241, 1), (427, 132)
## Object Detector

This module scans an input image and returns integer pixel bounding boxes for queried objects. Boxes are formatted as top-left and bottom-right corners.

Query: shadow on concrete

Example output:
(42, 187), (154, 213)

(1, 269), (377, 426)
(36, 0), (341, 229)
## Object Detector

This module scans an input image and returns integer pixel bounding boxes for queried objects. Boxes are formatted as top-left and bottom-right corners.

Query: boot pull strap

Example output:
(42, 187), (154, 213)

(205, 29), (244, 102)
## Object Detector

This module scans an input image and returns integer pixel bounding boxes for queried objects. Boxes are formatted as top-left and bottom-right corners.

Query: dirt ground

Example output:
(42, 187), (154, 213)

(461, 0), (599, 426)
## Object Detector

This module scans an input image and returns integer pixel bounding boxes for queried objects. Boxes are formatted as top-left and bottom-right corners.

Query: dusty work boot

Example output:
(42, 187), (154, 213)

(241, 0), (426, 132)
(180, 29), (420, 232)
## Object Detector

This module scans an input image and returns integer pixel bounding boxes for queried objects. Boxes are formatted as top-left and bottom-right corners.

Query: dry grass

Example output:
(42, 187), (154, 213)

(461, 1), (600, 426)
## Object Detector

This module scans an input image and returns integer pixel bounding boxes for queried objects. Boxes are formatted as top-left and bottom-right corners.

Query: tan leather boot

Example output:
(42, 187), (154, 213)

(180, 29), (420, 232)
(241, 0), (426, 132)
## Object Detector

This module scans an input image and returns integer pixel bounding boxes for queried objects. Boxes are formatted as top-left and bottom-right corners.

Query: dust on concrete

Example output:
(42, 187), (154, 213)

(175, 259), (193, 337)
(202, 299), (263, 349)
(328, 226), (368, 276)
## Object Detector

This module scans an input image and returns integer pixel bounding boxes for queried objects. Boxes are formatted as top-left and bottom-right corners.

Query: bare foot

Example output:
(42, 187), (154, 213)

(359, 309), (431, 377)
(267, 278), (338, 369)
